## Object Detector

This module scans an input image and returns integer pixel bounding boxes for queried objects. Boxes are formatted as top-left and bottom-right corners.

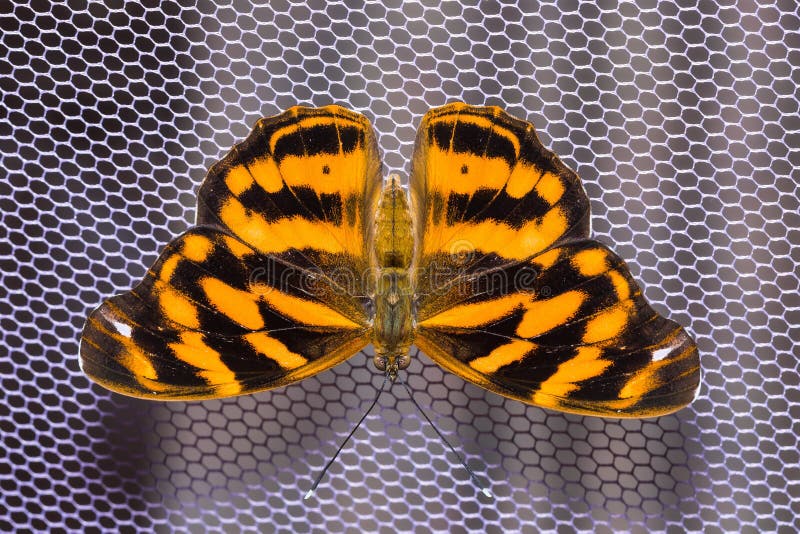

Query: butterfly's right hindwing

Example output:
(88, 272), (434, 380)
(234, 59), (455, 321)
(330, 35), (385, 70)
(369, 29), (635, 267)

(198, 105), (383, 318)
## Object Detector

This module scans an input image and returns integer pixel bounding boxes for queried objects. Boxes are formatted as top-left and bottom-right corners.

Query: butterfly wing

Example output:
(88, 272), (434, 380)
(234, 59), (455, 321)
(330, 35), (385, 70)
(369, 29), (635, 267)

(411, 103), (700, 417)
(80, 106), (381, 399)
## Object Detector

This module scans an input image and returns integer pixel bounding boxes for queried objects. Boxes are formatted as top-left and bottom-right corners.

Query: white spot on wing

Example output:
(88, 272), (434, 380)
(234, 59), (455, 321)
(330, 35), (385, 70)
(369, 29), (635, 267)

(113, 321), (132, 338)
(652, 346), (672, 361)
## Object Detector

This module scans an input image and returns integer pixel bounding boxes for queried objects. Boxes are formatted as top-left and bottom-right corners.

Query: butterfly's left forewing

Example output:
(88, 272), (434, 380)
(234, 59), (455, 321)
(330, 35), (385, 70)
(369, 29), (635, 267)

(80, 106), (381, 399)
(415, 240), (700, 417)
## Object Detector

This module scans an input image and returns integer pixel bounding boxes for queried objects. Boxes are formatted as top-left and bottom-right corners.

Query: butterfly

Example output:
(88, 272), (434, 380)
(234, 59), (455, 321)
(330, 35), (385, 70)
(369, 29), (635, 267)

(80, 103), (700, 418)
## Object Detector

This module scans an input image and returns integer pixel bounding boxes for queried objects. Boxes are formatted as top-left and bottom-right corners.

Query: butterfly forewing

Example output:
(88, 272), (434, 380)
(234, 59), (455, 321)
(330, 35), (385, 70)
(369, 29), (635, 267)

(411, 104), (700, 417)
(80, 106), (382, 399)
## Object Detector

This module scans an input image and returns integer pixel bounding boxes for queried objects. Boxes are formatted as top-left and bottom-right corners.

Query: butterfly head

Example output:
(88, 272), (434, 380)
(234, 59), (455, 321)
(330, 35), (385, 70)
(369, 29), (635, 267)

(373, 350), (411, 382)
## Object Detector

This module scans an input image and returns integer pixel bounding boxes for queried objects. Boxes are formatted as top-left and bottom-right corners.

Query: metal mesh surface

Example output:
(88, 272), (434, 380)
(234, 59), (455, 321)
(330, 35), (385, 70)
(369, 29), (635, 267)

(2, 1), (799, 532)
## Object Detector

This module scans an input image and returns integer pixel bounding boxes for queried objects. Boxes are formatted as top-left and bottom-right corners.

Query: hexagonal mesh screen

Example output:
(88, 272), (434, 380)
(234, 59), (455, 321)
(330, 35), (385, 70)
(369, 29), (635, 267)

(2, 0), (798, 531)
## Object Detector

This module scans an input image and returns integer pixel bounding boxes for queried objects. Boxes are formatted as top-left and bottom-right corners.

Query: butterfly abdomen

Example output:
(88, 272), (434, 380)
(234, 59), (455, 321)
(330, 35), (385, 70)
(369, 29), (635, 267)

(372, 175), (414, 374)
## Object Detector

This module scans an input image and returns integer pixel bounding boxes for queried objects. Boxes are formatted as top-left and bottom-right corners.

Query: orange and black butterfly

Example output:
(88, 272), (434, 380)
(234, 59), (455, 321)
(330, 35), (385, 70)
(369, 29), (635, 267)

(80, 104), (700, 419)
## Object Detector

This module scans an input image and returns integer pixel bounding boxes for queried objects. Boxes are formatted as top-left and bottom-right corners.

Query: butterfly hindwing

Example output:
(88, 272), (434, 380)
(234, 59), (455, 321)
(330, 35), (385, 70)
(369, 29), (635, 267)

(410, 102), (591, 315)
(80, 106), (381, 399)
(411, 104), (700, 417)
(197, 105), (382, 314)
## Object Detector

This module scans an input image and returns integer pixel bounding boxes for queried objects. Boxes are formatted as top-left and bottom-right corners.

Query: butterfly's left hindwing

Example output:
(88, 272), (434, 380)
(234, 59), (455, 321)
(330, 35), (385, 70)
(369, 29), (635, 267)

(80, 106), (381, 399)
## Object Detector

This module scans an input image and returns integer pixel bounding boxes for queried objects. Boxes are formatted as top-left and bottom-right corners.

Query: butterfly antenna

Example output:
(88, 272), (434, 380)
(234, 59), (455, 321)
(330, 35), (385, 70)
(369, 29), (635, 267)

(304, 375), (389, 500)
(398, 374), (493, 499)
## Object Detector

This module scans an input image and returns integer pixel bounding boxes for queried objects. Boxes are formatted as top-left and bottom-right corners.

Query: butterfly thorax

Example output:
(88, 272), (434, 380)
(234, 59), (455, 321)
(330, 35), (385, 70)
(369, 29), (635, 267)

(372, 175), (414, 378)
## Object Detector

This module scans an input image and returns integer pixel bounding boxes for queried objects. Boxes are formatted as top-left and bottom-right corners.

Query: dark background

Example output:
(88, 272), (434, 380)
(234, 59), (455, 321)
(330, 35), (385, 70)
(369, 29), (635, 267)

(1, 0), (798, 532)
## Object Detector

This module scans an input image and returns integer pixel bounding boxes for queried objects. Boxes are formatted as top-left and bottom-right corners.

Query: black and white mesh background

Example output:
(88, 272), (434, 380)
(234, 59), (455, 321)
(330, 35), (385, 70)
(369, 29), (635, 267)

(1, 1), (798, 532)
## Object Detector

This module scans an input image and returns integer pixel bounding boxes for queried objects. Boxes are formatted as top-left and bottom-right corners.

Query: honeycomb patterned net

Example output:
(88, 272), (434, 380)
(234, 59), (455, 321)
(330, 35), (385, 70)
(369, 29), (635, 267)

(1, 1), (798, 531)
